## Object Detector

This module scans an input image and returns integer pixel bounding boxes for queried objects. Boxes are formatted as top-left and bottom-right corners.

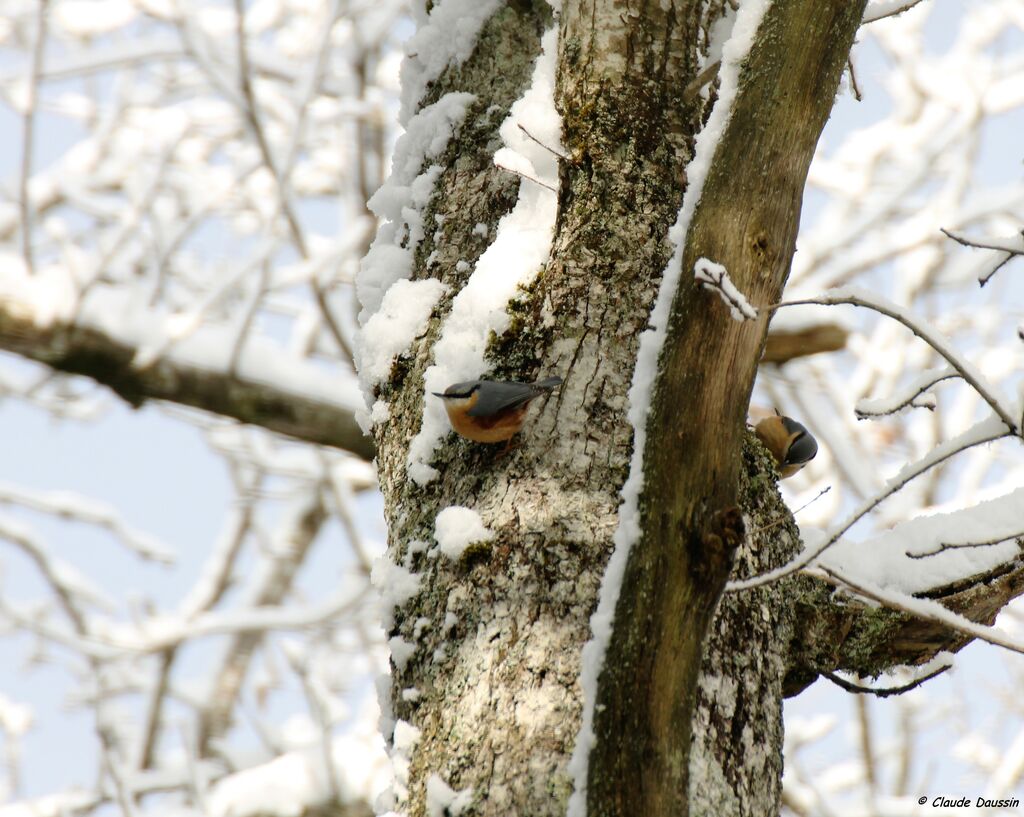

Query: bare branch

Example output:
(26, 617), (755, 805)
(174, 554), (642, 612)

(19, 0), (50, 276)
(772, 290), (1020, 435)
(940, 227), (1023, 287)
(823, 663), (950, 697)
(854, 367), (957, 419)
(907, 532), (1024, 560)
(231, 0), (354, 368)
(0, 311), (373, 458)
(196, 492), (326, 756)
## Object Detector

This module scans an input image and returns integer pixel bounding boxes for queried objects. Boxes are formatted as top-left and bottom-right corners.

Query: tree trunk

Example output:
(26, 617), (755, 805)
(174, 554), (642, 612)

(366, 2), (863, 816)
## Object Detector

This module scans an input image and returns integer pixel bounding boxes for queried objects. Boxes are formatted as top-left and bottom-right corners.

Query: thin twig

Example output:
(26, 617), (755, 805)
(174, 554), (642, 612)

(178, 722), (209, 812)
(137, 651), (175, 770)
(232, 0), (354, 367)
(228, 260), (271, 376)
(847, 56), (862, 102)
(494, 162), (559, 193)
(856, 696), (877, 803)
(746, 486), (831, 536)
(940, 227), (1022, 287)
(823, 663), (950, 697)
(854, 371), (956, 418)
(100, 737), (138, 817)
(907, 531), (1024, 560)
(282, 647), (342, 805)
(20, 0), (50, 276)
(516, 123), (571, 161)
(772, 292), (1020, 434)
(281, 0), (339, 178)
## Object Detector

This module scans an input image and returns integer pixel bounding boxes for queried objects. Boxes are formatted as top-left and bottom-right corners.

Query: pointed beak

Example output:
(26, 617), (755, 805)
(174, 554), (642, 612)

(431, 392), (447, 398)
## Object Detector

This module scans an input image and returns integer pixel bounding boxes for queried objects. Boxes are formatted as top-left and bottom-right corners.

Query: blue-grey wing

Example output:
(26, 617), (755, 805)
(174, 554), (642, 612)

(467, 381), (544, 417)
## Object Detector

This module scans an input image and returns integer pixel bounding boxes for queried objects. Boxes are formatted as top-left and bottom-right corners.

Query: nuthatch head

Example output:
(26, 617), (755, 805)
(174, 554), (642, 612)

(433, 376), (562, 443)
(754, 414), (818, 479)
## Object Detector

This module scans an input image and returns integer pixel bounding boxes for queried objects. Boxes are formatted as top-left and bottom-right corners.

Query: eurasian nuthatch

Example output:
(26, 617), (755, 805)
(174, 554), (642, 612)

(754, 414), (818, 479)
(433, 376), (562, 443)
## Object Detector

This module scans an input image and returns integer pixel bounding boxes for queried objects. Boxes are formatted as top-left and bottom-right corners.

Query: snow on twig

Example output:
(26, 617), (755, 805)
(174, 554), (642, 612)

(812, 564), (1024, 657)
(728, 415), (1012, 591)
(773, 288), (1020, 434)
(906, 530), (1024, 561)
(854, 366), (955, 418)
(694, 257), (759, 321)
(940, 227), (1024, 287)
(862, 0), (927, 25)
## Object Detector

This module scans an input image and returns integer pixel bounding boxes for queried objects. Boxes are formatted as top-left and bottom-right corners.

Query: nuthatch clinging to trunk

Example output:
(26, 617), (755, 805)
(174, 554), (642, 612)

(754, 414), (818, 479)
(433, 376), (562, 443)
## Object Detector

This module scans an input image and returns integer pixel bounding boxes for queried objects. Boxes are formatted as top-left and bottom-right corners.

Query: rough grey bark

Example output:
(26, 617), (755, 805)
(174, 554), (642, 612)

(369, 0), (721, 811)
(366, 0), (823, 814)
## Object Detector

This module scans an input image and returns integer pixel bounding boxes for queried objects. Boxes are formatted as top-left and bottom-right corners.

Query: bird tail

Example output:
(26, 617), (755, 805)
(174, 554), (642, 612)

(534, 376), (563, 391)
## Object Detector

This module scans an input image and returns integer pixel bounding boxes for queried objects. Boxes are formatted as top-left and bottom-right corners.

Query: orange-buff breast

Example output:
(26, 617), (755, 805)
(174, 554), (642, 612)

(446, 404), (530, 443)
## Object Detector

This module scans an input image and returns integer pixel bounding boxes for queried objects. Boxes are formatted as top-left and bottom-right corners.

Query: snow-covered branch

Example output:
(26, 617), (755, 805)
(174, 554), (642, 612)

(941, 227), (1024, 287)
(0, 310), (373, 458)
(694, 257), (759, 321)
(862, 0), (927, 25)
(774, 288), (1020, 435)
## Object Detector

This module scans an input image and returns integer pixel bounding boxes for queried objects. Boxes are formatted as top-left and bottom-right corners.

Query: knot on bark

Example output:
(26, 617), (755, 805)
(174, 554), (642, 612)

(695, 505), (745, 585)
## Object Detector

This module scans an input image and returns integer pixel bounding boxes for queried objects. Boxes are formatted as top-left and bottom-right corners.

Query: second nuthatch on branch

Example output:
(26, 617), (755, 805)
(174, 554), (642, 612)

(754, 414), (818, 479)
(433, 376), (562, 443)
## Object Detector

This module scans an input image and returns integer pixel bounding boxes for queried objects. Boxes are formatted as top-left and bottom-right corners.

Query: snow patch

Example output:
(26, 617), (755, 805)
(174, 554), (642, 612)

(357, 92), (475, 327)
(406, 25), (563, 484)
(694, 257), (758, 321)
(434, 506), (495, 560)
(371, 557), (422, 630)
(358, 278), (448, 396)
(819, 488), (1024, 595)
(425, 774), (473, 817)
(398, 0), (502, 126)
